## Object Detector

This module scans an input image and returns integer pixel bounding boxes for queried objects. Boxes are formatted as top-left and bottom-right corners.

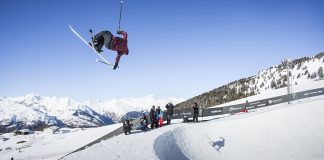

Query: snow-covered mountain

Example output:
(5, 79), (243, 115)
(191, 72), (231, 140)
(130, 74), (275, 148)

(85, 95), (185, 121)
(176, 52), (324, 110)
(1, 79), (323, 160)
(0, 94), (113, 133)
(0, 94), (185, 133)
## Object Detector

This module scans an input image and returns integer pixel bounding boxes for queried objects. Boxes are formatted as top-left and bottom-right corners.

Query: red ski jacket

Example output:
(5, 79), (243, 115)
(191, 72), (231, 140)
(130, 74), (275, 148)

(109, 31), (129, 64)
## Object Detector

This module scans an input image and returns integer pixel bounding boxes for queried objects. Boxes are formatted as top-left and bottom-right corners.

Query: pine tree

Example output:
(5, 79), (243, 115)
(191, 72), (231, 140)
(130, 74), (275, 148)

(318, 67), (323, 79)
(271, 80), (277, 89)
(310, 72), (317, 79)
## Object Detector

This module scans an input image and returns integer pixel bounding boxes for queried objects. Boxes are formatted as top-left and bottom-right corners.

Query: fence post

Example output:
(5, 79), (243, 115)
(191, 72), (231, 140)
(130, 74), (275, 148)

(282, 59), (293, 104)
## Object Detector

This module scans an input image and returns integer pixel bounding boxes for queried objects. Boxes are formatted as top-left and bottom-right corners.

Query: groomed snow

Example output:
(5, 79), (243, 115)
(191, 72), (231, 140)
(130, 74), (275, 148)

(63, 95), (324, 160)
(1, 81), (324, 160)
(0, 123), (122, 160)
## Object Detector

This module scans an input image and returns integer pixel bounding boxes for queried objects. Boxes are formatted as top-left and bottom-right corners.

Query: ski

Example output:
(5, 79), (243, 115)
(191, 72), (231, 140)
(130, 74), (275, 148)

(69, 25), (113, 68)
(96, 59), (111, 65)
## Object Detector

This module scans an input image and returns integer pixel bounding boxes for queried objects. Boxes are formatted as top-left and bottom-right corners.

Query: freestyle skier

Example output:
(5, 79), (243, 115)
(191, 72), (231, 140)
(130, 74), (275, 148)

(70, 0), (127, 70)
(92, 30), (129, 70)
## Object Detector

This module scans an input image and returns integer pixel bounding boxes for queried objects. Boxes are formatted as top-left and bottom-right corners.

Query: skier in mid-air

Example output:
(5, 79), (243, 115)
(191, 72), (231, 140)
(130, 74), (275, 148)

(92, 30), (129, 70)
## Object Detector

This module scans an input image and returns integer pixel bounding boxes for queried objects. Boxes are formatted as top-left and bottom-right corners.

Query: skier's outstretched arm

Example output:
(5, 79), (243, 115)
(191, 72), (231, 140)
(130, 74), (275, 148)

(113, 53), (122, 70)
(117, 31), (128, 40)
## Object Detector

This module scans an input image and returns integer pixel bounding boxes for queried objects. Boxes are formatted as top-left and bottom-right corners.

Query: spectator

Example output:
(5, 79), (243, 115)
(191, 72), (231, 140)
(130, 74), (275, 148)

(192, 102), (199, 122)
(140, 114), (148, 131)
(123, 119), (132, 135)
(165, 102), (174, 125)
(156, 106), (164, 127)
(242, 100), (249, 113)
(150, 105), (158, 129)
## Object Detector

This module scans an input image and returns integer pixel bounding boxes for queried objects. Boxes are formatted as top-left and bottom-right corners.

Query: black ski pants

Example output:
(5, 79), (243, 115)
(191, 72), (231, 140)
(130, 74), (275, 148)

(94, 31), (113, 49)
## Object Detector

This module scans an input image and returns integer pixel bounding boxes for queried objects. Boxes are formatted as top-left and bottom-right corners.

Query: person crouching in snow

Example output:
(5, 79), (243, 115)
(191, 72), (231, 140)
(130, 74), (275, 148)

(123, 119), (132, 135)
(140, 114), (148, 131)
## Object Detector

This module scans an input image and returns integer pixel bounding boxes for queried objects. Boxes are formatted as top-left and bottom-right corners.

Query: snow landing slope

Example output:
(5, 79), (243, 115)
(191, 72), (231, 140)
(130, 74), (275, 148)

(0, 124), (122, 160)
(64, 97), (324, 160)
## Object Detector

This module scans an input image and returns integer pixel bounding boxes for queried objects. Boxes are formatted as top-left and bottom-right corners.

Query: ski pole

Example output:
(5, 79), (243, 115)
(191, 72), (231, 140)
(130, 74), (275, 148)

(118, 0), (124, 31)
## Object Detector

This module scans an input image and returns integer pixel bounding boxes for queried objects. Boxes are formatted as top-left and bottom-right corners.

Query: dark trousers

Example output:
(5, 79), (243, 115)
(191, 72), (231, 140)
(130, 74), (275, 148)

(150, 119), (158, 129)
(193, 115), (198, 122)
(166, 115), (172, 125)
(93, 31), (113, 50)
(123, 125), (131, 135)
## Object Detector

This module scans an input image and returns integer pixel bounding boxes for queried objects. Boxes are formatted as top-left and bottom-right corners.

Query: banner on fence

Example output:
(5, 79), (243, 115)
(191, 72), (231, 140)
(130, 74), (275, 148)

(172, 87), (324, 120)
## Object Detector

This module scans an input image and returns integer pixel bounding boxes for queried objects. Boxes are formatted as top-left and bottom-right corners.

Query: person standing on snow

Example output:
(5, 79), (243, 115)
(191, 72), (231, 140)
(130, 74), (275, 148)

(156, 106), (164, 127)
(92, 30), (129, 70)
(192, 102), (199, 122)
(150, 106), (158, 129)
(239, 100), (249, 113)
(165, 102), (174, 125)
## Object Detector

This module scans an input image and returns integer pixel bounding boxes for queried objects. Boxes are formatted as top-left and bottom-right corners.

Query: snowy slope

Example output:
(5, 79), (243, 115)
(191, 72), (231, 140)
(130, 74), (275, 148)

(1, 82), (323, 160)
(255, 54), (324, 93)
(0, 124), (122, 160)
(213, 78), (324, 108)
(0, 100), (60, 128)
(176, 52), (324, 109)
(64, 95), (324, 160)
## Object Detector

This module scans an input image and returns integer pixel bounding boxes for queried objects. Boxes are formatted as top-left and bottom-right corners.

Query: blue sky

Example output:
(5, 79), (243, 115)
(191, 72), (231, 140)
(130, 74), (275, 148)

(1, 0), (324, 101)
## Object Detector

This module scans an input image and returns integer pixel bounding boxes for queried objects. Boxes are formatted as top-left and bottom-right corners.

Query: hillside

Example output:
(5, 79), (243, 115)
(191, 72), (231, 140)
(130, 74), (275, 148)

(63, 92), (324, 160)
(1, 77), (323, 160)
(176, 52), (324, 110)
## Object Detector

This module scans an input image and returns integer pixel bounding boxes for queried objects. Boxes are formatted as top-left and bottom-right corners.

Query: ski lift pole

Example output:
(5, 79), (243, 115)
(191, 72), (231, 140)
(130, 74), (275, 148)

(118, 0), (124, 31)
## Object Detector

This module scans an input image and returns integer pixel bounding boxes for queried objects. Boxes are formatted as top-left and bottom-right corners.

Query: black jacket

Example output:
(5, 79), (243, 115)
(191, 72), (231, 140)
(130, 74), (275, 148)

(193, 103), (199, 116)
(166, 103), (174, 116)
(150, 109), (157, 120)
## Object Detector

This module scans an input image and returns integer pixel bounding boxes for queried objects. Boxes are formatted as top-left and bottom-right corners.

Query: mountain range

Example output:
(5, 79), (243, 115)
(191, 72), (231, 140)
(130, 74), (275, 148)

(0, 95), (185, 133)
(2, 52), (323, 133)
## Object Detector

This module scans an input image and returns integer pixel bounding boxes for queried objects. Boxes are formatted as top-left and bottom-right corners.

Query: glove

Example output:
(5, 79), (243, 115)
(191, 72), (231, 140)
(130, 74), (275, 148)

(113, 63), (119, 70)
